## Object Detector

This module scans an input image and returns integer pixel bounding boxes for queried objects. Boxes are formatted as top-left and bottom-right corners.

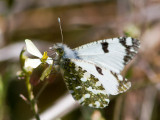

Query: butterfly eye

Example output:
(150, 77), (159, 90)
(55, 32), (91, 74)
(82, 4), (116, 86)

(56, 48), (64, 54)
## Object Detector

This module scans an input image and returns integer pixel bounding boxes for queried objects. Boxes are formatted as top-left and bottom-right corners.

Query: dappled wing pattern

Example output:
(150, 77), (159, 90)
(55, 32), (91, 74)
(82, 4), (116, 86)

(61, 58), (131, 108)
(69, 59), (131, 95)
(61, 58), (109, 108)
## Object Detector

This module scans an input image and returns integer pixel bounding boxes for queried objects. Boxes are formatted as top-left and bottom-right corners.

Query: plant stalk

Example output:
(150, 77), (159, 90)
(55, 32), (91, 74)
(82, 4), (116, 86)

(26, 76), (40, 120)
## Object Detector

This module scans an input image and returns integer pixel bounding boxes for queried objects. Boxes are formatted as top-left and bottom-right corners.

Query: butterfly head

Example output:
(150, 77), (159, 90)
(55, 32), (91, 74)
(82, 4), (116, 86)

(49, 43), (65, 62)
(53, 43), (64, 56)
(50, 43), (78, 61)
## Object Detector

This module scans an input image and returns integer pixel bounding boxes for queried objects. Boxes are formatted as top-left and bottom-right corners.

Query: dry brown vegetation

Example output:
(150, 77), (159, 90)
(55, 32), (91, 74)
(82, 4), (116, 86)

(0, 0), (160, 120)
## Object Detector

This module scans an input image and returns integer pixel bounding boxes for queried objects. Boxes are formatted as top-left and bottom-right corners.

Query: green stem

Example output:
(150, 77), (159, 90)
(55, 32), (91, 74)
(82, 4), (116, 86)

(36, 81), (48, 100)
(26, 76), (40, 120)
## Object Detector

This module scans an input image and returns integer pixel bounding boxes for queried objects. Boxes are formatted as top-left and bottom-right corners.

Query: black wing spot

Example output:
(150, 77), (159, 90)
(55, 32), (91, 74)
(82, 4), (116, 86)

(95, 66), (103, 75)
(119, 37), (140, 65)
(101, 42), (109, 53)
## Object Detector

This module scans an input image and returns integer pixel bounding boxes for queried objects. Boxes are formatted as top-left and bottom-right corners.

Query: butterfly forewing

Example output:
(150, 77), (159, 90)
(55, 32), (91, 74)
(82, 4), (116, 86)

(74, 37), (140, 73)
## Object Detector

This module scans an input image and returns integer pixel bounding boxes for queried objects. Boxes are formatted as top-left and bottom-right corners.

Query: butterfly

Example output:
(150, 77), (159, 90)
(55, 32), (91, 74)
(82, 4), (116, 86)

(25, 37), (140, 108)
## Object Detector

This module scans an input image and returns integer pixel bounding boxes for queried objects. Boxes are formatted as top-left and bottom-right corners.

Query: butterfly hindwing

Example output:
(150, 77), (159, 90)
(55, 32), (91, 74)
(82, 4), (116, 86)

(70, 59), (131, 95)
(61, 58), (131, 108)
(61, 58), (109, 108)
(74, 37), (140, 73)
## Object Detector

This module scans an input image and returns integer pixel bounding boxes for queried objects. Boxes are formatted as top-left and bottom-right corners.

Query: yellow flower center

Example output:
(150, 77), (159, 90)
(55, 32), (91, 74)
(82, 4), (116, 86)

(41, 51), (48, 63)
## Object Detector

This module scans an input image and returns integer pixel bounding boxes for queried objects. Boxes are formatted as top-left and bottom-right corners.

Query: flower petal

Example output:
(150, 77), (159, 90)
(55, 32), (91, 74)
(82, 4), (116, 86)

(25, 39), (42, 58)
(25, 58), (42, 68)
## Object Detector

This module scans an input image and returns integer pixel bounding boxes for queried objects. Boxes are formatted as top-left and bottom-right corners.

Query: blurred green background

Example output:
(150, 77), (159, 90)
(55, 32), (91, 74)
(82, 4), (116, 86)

(0, 0), (160, 120)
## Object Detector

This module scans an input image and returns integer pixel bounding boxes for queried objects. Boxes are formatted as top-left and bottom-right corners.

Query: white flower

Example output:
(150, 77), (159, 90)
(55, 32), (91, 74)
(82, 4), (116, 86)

(24, 39), (53, 68)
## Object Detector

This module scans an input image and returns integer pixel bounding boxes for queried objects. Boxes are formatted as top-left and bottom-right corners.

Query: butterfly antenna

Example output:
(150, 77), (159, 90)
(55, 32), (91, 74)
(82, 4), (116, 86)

(58, 17), (64, 43)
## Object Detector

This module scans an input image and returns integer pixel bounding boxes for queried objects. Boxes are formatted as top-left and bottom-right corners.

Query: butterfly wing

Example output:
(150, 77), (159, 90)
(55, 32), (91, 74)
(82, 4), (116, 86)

(61, 58), (131, 108)
(74, 37), (140, 73)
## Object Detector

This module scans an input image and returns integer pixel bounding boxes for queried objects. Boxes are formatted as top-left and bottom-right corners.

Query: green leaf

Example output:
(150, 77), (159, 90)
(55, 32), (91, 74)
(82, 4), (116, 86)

(40, 65), (53, 81)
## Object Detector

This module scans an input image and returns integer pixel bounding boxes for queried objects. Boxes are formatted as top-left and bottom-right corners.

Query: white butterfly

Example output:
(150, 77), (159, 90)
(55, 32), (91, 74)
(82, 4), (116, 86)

(25, 37), (140, 108)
